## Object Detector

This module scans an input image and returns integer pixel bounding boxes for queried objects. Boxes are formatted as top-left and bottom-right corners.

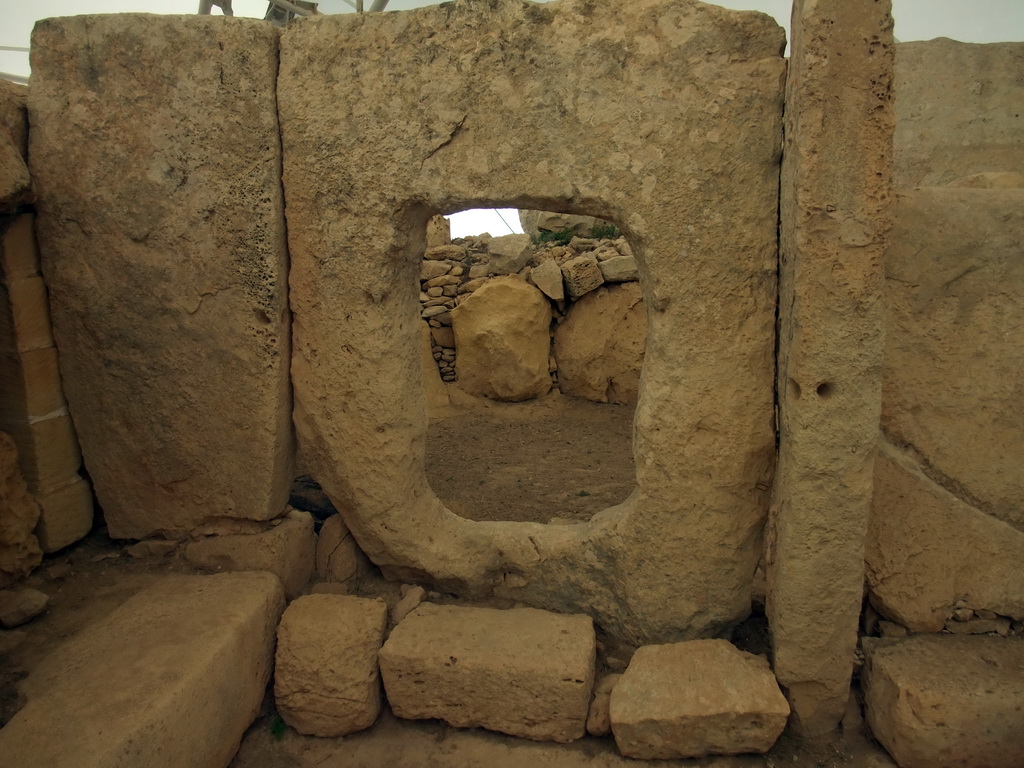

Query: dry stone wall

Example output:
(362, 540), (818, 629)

(281, 0), (785, 645)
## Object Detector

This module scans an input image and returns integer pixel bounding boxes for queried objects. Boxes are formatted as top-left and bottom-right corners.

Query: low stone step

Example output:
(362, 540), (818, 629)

(610, 639), (789, 759)
(0, 572), (285, 768)
(863, 635), (1024, 768)
(379, 603), (595, 743)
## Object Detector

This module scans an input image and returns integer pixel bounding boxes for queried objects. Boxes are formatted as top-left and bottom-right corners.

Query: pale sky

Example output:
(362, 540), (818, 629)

(3, 0), (1022, 235)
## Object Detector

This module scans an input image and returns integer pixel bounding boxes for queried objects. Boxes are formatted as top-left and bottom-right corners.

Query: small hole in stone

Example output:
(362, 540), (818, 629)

(816, 381), (834, 398)
(253, 309), (272, 325)
(788, 378), (802, 401)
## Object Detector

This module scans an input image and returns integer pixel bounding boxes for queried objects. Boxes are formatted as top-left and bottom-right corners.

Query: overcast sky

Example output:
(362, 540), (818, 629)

(3, 0), (1021, 235)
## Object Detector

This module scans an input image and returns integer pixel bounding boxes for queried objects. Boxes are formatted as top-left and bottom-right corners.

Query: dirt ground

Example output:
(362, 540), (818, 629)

(0, 393), (896, 767)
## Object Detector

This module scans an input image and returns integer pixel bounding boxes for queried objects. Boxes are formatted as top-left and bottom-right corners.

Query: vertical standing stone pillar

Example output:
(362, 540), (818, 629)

(29, 16), (292, 539)
(767, 0), (894, 735)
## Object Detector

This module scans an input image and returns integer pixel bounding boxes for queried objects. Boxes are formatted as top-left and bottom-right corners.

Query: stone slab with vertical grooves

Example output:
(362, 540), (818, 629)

(379, 603), (596, 743)
(28, 15), (292, 539)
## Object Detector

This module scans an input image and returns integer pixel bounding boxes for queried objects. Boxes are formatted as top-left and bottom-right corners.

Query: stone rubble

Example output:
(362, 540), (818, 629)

(0, 430), (42, 586)
(0, 586), (49, 628)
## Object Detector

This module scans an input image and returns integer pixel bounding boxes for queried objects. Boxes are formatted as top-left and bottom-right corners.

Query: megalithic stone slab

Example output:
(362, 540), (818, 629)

(767, 0), (894, 735)
(28, 15), (292, 538)
(0, 572), (286, 768)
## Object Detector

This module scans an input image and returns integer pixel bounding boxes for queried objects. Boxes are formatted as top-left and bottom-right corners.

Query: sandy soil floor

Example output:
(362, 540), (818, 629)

(0, 393), (895, 767)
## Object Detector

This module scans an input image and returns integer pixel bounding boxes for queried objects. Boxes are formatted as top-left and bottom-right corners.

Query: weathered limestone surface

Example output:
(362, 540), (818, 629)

(882, 188), (1024, 531)
(315, 513), (364, 584)
(29, 15), (292, 539)
(863, 636), (1024, 768)
(184, 510), (315, 599)
(282, 0), (785, 645)
(894, 40), (1024, 189)
(767, 0), (894, 735)
(610, 640), (789, 759)
(420, 321), (450, 410)
(1, 214), (93, 552)
(0, 572), (285, 768)
(518, 210), (609, 240)
(866, 444), (1024, 632)
(554, 283), (646, 405)
(0, 80), (30, 209)
(379, 603), (595, 743)
(0, 432), (42, 587)
(452, 276), (551, 402)
(275, 594), (388, 736)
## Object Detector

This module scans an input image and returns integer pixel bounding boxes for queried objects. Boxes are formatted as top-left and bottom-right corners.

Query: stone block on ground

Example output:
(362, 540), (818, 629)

(598, 254), (638, 283)
(379, 603), (596, 743)
(0, 572), (285, 768)
(184, 510), (315, 599)
(610, 639), (789, 759)
(863, 635), (1024, 768)
(529, 257), (565, 301)
(33, 475), (94, 553)
(451, 277), (551, 402)
(554, 283), (646, 404)
(315, 513), (365, 584)
(275, 594), (388, 736)
(0, 587), (48, 628)
(487, 234), (533, 275)
(0, 431), (42, 587)
(29, 15), (292, 539)
(560, 254), (604, 299)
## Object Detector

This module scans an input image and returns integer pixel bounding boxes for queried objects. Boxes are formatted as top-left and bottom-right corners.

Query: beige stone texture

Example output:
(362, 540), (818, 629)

(426, 214), (451, 247)
(554, 283), (646, 405)
(1, 214), (39, 281)
(0, 431), (42, 587)
(529, 257), (565, 301)
(946, 171), (1024, 189)
(34, 475), (94, 553)
(282, 0), (783, 645)
(518, 210), (609, 240)
(380, 603), (595, 743)
(610, 640), (789, 759)
(0, 276), (55, 353)
(0, 346), (66, 424)
(487, 233), (533, 275)
(452, 276), (552, 402)
(883, 188), (1024, 531)
(866, 443), (1024, 632)
(894, 40), (1024, 189)
(0, 572), (285, 768)
(184, 510), (315, 599)
(863, 635), (1024, 768)
(767, 0), (894, 736)
(2, 414), (81, 493)
(315, 513), (364, 584)
(0, 80), (30, 210)
(275, 594), (388, 736)
(586, 673), (621, 738)
(598, 254), (638, 283)
(0, 586), (49, 628)
(420, 321), (450, 410)
(560, 254), (604, 299)
(29, 15), (292, 540)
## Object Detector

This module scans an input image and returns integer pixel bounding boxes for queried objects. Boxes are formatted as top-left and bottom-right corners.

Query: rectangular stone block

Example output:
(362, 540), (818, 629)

(767, 0), (894, 736)
(0, 346), (66, 424)
(29, 16), (292, 538)
(3, 413), (81, 493)
(34, 475), (93, 553)
(379, 604), (595, 743)
(863, 635), (1024, 768)
(610, 640), (789, 759)
(275, 594), (388, 736)
(0, 572), (286, 768)
(1, 214), (40, 280)
(0, 276), (54, 353)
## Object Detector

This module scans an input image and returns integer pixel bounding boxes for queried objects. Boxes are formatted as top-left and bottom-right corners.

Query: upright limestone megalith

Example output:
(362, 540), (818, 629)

(29, 16), (292, 538)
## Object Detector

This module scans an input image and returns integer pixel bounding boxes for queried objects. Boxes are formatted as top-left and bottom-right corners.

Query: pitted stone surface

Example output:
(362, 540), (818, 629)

(610, 640), (789, 759)
(0, 572), (285, 768)
(275, 594), (388, 737)
(29, 15), (292, 539)
(379, 603), (595, 743)
(281, 0), (784, 645)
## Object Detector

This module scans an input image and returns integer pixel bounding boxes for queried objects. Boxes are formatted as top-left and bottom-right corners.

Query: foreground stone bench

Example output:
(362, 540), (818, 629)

(0, 572), (285, 768)
(610, 639), (789, 759)
(379, 603), (595, 743)
(863, 635), (1024, 768)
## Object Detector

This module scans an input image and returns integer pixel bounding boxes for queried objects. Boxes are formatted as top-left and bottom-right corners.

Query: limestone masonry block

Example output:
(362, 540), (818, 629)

(185, 510), (315, 599)
(1, 214), (40, 280)
(560, 254), (604, 299)
(275, 594), (388, 736)
(768, 0), (894, 735)
(0, 572), (286, 768)
(528, 257), (565, 301)
(33, 476), (93, 553)
(0, 346), (66, 422)
(598, 254), (638, 283)
(610, 640), (789, 759)
(29, 15), (293, 539)
(451, 277), (551, 402)
(1, 276), (55, 353)
(863, 635), (1024, 768)
(4, 414), (81, 493)
(426, 214), (451, 248)
(487, 234), (533, 275)
(315, 513), (364, 584)
(379, 603), (596, 743)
